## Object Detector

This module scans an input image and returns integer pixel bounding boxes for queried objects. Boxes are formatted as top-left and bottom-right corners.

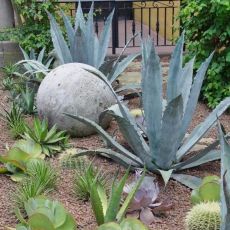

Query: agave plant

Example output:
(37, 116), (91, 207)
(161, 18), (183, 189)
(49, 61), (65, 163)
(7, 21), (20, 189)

(66, 32), (230, 188)
(12, 197), (76, 230)
(23, 117), (69, 156)
(17, 86), (36, 115)
(48, 2), (139, 85)
(90, 167), (144, 226)
(218, 122), (230, 230)
(15, 47), (53, 81)
(123, 171), (172, 225)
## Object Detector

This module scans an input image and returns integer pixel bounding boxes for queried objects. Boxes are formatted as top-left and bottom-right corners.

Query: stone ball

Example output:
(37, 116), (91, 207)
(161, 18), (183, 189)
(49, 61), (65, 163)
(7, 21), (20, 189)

(36, 63), (116, 137)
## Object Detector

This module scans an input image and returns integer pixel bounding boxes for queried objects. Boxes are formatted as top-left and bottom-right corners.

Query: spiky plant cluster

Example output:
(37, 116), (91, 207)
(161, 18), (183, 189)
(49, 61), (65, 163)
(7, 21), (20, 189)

(26, 159), (58, 190)
(62, 156), (111, 200)
(12, 160), (57, 211)
(185, 202), (221, 230)
(1, 103), (26, 138)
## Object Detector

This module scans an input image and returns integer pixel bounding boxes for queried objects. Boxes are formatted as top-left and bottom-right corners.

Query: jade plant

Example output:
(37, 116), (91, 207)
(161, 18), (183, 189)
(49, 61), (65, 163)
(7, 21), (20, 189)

(66, 32), (230, 188)
(97, 218), (148, 230)
(191, 175), (220, 205)
(12, 197), (76, 230)
(23, 117), (69, 156)
(0, 139), (43, 181)
(185, 202), (221, 230)
(48, 2), (139, 85)
(90, 167), (144, 226)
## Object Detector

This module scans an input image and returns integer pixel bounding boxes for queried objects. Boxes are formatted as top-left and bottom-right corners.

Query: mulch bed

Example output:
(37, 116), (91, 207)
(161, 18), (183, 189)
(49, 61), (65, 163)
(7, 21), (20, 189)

(0, 67), (229, 230)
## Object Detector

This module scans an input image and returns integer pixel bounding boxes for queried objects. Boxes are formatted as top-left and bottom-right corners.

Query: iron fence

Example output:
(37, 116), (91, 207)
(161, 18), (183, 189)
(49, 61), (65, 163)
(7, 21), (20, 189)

(39, 0), (181, 54)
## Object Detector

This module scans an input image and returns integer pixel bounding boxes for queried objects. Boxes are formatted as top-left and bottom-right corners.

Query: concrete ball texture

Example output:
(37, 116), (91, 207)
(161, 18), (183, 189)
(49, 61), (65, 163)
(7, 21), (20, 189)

(37, 63), (116, 137)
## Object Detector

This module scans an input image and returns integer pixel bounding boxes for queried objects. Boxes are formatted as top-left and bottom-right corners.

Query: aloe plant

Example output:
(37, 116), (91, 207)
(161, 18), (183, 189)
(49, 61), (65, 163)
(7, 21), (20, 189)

(48, 2), (139, 84)
(13, 197), (76, 230)
(90, 168), (144, 225)
(97, 218), (148, 230)
(65, 32), (230, 188)
(23, 117), (69, 156)
(218, 122), (230, 230)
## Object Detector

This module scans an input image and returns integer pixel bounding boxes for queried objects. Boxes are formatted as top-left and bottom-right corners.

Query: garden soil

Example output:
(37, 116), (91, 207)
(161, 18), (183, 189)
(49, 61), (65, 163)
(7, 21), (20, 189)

(0, 61), (229, 230)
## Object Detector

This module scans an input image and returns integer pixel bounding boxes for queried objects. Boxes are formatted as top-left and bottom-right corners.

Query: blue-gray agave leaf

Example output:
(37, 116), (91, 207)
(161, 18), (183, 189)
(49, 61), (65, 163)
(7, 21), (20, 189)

(176, 97), (230, 160)
(179, 51), (215, 143)
(65, 113), (143, 166)
(180, 57), (195, 112)
(96, 9), (114, 69)
(48, 12), (72, 64)
(84, 3), (95, 66)
(75, 1), (86, 31)
(100, 104), (155, 170)
(60, 10), (75, 53)
(141, 38), (162, 158)
(157, 95), (183, 169)
(166, 31), (184, 102)
(219, 122), (230, 230)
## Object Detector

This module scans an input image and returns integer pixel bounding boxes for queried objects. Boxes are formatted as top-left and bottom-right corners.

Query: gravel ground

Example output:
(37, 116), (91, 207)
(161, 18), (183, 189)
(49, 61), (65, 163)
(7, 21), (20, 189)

(0, 64), (229, 230)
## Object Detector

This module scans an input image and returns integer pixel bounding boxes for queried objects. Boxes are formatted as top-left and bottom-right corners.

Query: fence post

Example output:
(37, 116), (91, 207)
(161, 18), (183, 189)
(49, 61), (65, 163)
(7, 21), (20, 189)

(112, 0), (118, 54)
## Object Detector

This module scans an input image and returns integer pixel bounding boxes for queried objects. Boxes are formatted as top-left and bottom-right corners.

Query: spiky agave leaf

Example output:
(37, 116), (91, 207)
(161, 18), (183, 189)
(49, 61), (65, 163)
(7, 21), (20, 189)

(218, 122), (230, 230)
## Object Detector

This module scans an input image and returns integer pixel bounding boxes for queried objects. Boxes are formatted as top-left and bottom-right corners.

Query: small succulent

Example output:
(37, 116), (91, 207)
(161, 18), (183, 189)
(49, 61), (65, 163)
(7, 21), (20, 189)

(17, 87), (36, 115)
(123, 170), (172, 225)
(97, 218), (148, 230)
(23, 117), (69, 156)
(14, 197), (76, 230)
(90, 167), (145, 226)
(191, 175), (220, 205)
(185, 202), (221, 230)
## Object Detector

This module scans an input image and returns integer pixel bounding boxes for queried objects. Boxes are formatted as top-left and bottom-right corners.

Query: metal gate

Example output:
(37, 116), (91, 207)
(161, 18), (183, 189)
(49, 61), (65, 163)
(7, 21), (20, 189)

(45, 0), (181, 54)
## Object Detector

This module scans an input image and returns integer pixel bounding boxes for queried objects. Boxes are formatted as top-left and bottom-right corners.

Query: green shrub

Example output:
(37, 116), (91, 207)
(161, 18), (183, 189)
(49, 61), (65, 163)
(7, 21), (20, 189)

(11, 0), (59, 53)
(179, 0), (230, 108)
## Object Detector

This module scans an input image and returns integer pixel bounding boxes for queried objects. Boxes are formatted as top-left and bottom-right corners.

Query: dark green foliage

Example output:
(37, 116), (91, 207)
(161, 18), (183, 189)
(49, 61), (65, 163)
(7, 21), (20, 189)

(179, 0), (230, 108)
(10, 0), (59, 53)
(1, 64), (19, 90)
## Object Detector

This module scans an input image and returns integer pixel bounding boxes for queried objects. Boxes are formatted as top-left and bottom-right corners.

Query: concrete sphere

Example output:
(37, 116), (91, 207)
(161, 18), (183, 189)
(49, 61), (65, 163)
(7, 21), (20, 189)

(37, 63), (115, 137)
